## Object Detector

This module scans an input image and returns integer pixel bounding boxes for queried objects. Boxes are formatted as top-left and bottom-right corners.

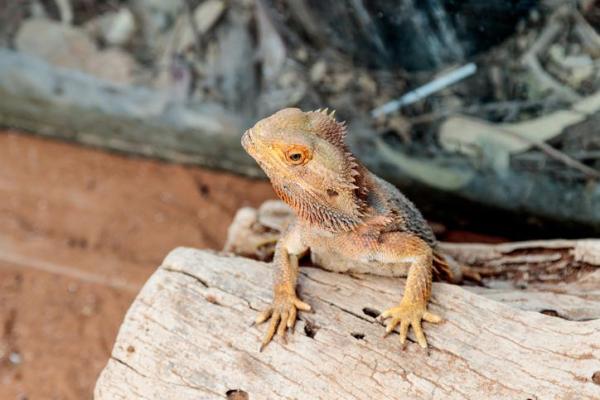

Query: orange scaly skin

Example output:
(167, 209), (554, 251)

(242, 108), (450, 351)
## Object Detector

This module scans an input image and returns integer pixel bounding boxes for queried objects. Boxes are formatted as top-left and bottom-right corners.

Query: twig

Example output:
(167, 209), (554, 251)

(371, 63), (477, 118)
(573, 8), (600, 55)
(464, 116), (600, 180)
(408, 99), (555, 125)
(54, 0), (73, 25)
(567, 150), (600, 160)
(521, 11), (581, 102)
(183, 0), (203, 58)
(348, 0), (388, 59)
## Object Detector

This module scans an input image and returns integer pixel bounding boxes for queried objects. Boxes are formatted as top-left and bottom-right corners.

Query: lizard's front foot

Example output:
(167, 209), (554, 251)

(255, 288), (311, 351)
(379, 300), (441, 349)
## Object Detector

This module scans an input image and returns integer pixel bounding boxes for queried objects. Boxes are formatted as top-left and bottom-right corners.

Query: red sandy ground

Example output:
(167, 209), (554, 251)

(0, 131), (274, 399)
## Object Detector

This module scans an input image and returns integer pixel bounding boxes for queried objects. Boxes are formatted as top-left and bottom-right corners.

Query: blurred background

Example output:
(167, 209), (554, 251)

(0, 0), (599, 398)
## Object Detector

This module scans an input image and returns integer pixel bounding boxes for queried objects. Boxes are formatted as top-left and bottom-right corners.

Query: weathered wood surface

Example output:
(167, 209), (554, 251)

(442, 240), (600, 319)
(95, 248), (600, 399)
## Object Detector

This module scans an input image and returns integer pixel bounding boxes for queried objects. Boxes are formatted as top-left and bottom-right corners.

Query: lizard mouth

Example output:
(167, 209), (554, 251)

(241, 129), (254, 154)
(241, 129), (273, 175)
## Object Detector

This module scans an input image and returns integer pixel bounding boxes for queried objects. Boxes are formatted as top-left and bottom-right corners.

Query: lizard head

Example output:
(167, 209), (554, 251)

(242, 108), (368, 231)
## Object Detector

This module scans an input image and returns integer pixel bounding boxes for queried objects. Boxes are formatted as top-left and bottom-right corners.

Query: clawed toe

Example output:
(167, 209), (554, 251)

(255, 294), (311, 351)
(380, 302), (441, 349)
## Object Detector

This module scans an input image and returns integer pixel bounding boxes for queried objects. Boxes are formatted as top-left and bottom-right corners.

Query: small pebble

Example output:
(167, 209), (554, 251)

(9, 352), (22, 365)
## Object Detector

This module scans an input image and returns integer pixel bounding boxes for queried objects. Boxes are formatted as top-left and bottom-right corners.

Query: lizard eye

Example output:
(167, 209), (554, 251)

(289, 152), (302, 161)
(284, 146), (310, 165)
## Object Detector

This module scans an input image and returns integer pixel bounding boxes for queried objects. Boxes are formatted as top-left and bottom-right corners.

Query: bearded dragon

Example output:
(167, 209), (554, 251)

(242, 108), (458, 351)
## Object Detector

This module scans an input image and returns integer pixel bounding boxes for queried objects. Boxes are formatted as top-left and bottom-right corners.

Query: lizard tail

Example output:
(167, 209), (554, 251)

(432, 249), (482, 284)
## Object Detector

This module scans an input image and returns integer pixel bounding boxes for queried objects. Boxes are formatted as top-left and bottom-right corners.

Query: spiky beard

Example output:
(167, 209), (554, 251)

(272, 179), (367, 232)
(269, 141), (372, 232)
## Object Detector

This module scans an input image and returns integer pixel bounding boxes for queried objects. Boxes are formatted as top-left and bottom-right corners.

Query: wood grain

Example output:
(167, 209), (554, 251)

(95, 248), (600, 399)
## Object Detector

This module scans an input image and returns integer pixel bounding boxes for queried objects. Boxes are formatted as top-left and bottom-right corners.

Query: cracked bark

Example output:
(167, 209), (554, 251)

(95, 248), (600, 400)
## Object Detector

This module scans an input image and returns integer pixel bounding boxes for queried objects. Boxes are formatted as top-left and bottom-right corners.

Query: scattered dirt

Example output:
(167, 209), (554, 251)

(0, 131), (274, 399)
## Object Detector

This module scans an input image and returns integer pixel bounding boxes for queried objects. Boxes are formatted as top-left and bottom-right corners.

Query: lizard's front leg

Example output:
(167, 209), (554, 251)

(255, 225), (310, 351)
(377, 233), (442, 349)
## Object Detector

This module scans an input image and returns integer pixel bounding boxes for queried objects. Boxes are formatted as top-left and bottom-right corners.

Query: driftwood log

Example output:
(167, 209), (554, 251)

(94, 247), (600, 399)
(0, 49), (259, 176)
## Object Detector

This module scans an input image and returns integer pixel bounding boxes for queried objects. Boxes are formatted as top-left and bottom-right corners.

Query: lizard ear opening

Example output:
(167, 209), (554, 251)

(284, 145), (311, 166)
